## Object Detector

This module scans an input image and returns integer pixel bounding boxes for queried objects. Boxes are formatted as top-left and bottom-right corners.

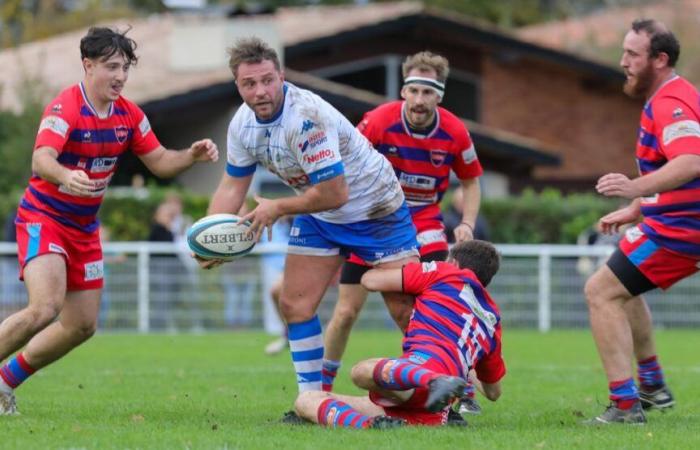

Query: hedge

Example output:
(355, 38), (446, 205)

(0, 186), (620, 243)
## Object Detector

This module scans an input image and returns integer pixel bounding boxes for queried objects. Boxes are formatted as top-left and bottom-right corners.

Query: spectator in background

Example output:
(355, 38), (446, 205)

(443, 185), (490, 243)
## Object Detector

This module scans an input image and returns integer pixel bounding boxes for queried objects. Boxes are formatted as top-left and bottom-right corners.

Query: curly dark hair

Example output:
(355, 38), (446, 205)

(80, 26), (138, 65)
(449, 240), (500, 287)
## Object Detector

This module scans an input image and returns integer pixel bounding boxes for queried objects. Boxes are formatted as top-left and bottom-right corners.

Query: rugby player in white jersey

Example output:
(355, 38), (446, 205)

(197, 37), (420, 419)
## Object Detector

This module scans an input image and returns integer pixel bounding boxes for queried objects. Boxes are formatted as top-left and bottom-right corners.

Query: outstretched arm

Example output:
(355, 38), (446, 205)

(138, 139), (219, 178)
(360, 267), (403, 293)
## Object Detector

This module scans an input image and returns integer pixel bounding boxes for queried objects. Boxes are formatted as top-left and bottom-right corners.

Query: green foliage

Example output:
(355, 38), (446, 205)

(99, 186), (210, 241)
(480, 188), (619, 244)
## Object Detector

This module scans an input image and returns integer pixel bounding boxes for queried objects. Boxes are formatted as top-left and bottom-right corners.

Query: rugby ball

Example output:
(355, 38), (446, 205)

(187, 214), (256, 260)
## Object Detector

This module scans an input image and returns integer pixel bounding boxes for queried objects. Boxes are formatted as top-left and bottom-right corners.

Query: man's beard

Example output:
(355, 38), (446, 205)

(623, 63), (655, 98)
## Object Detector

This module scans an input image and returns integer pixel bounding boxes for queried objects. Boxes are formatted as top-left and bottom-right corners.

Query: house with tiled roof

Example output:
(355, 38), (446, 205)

(0, 1), (646, 196)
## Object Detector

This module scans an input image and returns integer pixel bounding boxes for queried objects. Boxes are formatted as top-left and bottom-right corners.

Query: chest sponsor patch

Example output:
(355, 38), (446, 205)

(399, 173), (436, 190)
(662, 119), (700, 146)
(38, 115), (70, 138)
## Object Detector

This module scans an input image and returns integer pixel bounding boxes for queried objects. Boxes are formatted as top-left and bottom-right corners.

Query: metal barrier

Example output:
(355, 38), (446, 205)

(1, 242), (699, 332)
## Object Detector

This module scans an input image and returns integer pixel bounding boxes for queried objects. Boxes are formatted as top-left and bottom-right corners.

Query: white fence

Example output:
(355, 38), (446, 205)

(1, 242), (699, 332)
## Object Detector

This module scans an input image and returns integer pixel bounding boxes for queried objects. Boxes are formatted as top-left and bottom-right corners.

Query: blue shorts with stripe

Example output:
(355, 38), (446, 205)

(287, 202), (419, 264)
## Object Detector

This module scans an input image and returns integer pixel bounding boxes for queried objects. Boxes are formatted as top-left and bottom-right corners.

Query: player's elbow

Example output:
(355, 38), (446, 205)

(482, 383), (501, 401)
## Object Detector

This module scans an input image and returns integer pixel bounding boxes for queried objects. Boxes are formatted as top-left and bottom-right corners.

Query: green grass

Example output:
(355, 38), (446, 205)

(1, 330), (698, 449)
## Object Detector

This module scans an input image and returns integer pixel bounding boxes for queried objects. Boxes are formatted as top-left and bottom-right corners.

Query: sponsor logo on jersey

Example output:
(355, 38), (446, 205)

(421, 261), (438, 273)
(662, 119), (700, 146)
(82, 131), (92, 143)
(139, 116), (152, 137)
(114, 125), (129, 144)
(387, 146), (398, 155)
(48, 243), (67, 255)
(407, 352), (429, 365)
(303, 149), (333, 164)
(417, 229), (446, 246)
(91, 156), (118, 173)
(301, 119), (315, 133)
(430, 149), (448, 167)
(298, 141), (310, 153)
(462, 144), (477, 164)
(625, 226), (644, 243)
(399, 173), (435, 190)
(77, 158), (88, 169)
(308, 131), (328, 148)
(672, 107), (685, 119)
(84, 260), (104, 281)
(38, 115), (69, 138)
(51, 103), (63, 114)
(325, 407), (338, 424)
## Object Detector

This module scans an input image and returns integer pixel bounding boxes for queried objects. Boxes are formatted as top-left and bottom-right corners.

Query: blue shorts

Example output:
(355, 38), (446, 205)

(287, 203), (418, 264)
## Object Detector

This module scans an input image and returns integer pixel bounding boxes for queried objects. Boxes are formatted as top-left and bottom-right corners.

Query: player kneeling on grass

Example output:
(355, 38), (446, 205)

(294, 240), (504, 428)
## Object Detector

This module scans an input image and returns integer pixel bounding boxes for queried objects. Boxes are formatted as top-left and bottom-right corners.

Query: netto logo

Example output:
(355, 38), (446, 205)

(303, 149), (332, 164)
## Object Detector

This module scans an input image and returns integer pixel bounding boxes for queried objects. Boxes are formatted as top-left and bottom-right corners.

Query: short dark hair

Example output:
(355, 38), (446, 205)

(631, 19), (680, 67)
(449, 240), (500, 287)
(227, 37), (281, 80)
(80, 27), (138, 65)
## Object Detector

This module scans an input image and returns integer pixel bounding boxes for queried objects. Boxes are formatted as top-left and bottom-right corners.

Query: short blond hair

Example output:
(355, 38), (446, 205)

(401, 51), (449, 83)
(227, 37), (281, 80)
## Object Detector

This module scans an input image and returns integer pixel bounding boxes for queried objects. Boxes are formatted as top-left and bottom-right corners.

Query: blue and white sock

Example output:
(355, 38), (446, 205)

(288, 315), (324, 392)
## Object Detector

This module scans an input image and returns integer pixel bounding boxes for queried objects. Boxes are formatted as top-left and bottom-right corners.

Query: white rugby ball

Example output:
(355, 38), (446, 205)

(187, 213), (256, 260)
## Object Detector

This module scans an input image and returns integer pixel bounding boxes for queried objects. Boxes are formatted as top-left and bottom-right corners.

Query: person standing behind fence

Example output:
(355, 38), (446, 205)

(583, 19), (698, 425)
(0, 26), (218, 415)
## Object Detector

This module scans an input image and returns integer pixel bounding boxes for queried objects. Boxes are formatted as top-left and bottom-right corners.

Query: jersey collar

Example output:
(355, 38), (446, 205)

(79, 82), (114, 119)
(401, 101), (440, 139)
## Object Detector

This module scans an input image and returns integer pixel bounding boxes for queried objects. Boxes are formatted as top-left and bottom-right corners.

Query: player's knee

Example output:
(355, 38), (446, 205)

(333, 304), (361, 328)
(279, 296), (314, 322)
(25, 303), (61, 329)
(69, 320), (98, 342)
(584, 272), (606, 308)
(350, 360), (374, 388)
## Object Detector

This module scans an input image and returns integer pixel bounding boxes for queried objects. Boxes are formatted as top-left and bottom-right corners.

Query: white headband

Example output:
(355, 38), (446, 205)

(403, 76), (445, 97)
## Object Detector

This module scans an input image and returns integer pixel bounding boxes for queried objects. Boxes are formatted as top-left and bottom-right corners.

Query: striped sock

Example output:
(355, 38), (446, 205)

(463, 380), (476, 399)
(288, 315), (324, 392)
(372, 358), (439, 390)
(0, 353), (37, 389)
(609, 378), (639, 410)
(637, 355), (665, 391)
(317, 398), (373, 429)
(321, 359), (341, 392)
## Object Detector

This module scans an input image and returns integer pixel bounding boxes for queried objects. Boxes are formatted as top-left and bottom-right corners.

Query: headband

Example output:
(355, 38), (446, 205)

(403, 76), (445, 97)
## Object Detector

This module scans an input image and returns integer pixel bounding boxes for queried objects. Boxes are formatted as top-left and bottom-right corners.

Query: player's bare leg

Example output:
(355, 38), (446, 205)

(279, 254), (344, 394)
(0, 254), (67, 362)
(322, 283), (368, 390)
(584, 265), (645, 424)
(623, 295), (674, 411)
(264, 276), (288, 355)
(0, 254), (67, 414)
(22, 289), (99, 368)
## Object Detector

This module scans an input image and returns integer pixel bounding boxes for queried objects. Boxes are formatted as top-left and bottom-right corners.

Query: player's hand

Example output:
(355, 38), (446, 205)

(596, 173), (642, 199)
(192, 253), (226, 270)
(454, 222), (474, 243)
(598, 205), (640, 235)
(61, 169), (95, 197)
(188, 139), (219, 163)
(242, 194), (280, 242)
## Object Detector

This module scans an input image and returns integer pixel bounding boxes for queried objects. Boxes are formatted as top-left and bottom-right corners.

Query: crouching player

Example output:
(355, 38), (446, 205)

(294, 240), (505, 428)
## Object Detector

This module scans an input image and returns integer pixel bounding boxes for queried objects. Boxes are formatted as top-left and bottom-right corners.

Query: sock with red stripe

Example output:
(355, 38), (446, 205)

(321, 359), (341, 392)
(0, 353), (37, 389)
(317, 398), (373, 429)
(373, 358), (439, 391)
(637, 355), (665, 391)
(609, 378), (639, 410)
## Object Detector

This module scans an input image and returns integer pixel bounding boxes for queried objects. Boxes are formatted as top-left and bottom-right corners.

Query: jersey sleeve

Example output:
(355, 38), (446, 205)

(356, 108), (382, 147)
(473, 326), (506, 384)
(654, 96), (700, 159)
(128, 104), (161, 155)
(226, 114), (257, 178)
(402, 261), (442, 295)
(450, 126), (483, 180)
(288, 112), (344, 185)
(34, 94), (76, 153)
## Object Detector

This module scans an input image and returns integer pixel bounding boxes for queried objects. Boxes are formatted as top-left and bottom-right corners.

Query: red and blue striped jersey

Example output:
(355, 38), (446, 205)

(636, 76), (700, 256)
(22, 83), (160, 233)
(401, 261), (505, 383)
(357, 101), (482, 215)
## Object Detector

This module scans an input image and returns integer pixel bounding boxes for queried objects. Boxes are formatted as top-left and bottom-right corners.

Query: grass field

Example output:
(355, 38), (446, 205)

(0, 329), (698, 449)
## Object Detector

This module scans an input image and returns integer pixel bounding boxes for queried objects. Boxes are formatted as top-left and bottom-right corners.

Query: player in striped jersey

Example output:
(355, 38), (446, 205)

(294, 240), (504, 428)
(0, 27), (218, 415)
(584, 19), (697, 424)
(321, 51), (484, 417)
